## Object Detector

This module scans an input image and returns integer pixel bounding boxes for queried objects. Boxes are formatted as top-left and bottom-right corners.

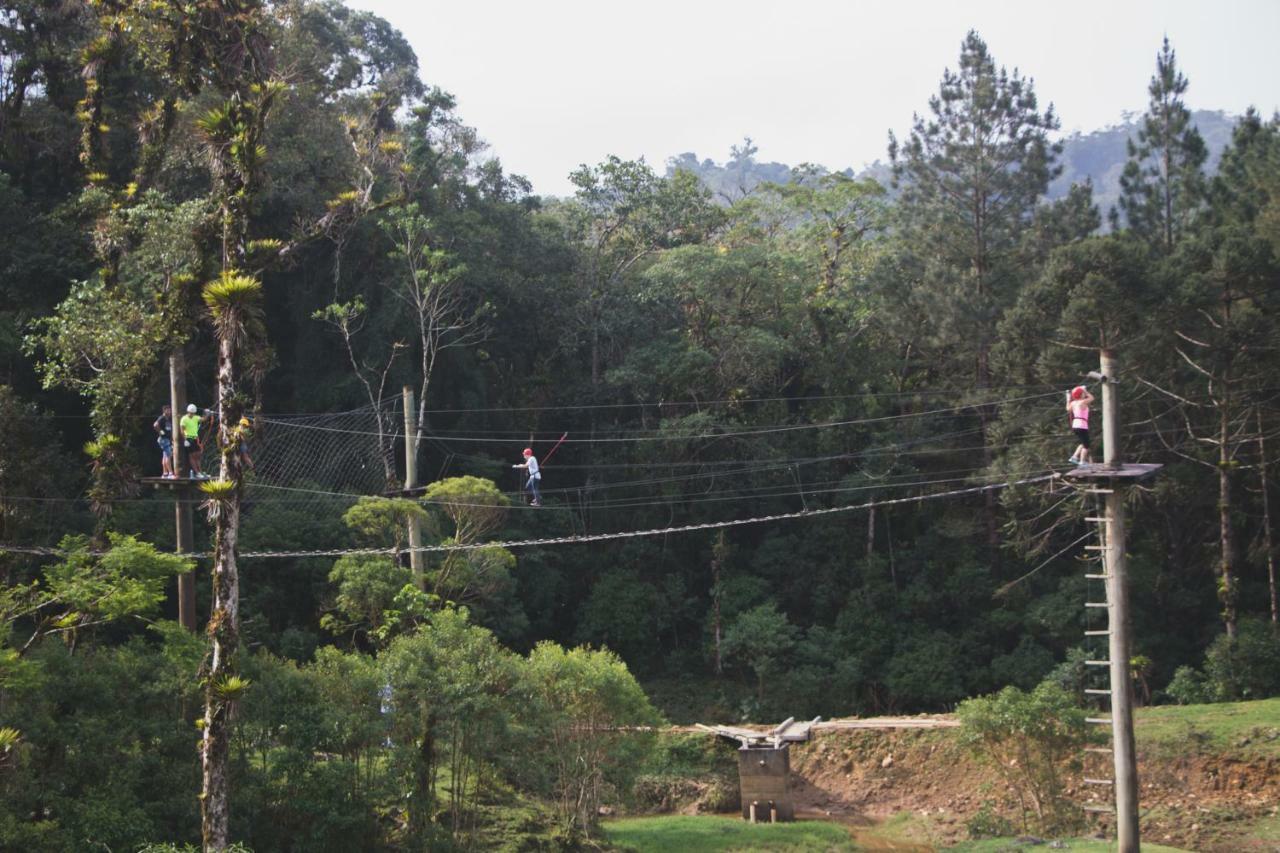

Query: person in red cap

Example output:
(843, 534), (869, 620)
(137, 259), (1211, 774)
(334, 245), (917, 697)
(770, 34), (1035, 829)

(1066, 385), (1094, 466)
(513, 447), (542, 506)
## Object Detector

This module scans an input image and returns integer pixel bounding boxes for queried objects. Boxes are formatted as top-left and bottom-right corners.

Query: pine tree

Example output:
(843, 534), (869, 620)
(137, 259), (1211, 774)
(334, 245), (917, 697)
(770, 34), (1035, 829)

(887, 30), (1060, 557)
(888, 30), (1060, 391)
(1149, 114), (1280, 638)
(1114, 37), (1207, 252)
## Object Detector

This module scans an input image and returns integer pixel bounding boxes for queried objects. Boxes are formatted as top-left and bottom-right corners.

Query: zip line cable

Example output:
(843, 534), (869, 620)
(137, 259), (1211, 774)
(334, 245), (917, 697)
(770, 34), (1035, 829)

(207, 464), (1059, 514)
(0, 445), (1064, 510)
(0, 420), (1184, 510)
(0, 412), (1189, 515)
(0, 473), (1059, 560)
(36, 384), (1070, 420)
(994, 531), (1096, 597)
(256, 391), (1062, 444)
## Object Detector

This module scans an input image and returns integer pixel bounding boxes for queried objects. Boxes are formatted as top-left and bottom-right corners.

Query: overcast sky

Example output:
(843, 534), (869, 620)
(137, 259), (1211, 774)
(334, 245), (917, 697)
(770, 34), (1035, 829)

(347, 0), (1280, 196)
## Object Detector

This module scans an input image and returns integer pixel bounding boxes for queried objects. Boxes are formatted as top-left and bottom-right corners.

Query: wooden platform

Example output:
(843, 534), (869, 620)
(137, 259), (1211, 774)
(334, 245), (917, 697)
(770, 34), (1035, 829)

(383, 486), (426, 498)
(139, 476), (209, 490)
(1063, 463), (1163, 482)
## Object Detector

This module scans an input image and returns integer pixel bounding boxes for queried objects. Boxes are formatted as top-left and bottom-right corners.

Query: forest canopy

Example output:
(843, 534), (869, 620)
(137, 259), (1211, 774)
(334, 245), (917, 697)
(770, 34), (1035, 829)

(1, 4), (1278, 849)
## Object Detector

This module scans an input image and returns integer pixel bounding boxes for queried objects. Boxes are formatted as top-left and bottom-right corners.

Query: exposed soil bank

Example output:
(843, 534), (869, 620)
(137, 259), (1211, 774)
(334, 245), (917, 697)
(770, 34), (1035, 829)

(782, 723), (1278, 851)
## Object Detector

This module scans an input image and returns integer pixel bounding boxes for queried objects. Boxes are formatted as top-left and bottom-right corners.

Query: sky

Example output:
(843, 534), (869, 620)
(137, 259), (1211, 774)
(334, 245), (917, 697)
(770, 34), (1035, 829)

(347, 0), (1280, 197)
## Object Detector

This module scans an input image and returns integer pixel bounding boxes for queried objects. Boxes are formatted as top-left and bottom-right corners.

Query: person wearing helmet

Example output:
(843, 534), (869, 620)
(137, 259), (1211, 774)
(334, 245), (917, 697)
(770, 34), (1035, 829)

(180, 403), (211, 478)
(512, 447), (541, 507)
(237, 416), (255, 472)
(1066, 386), (1094, 466)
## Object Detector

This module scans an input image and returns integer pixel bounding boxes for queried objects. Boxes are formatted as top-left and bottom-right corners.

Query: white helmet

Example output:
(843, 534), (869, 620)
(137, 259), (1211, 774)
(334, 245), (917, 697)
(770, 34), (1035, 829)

(186, 403), (198, 414)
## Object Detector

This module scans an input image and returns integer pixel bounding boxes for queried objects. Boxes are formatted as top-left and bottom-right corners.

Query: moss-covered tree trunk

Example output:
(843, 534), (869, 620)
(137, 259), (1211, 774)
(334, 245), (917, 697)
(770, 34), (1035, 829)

(200, 320), (249, 849)
(196, 87), (274, 852)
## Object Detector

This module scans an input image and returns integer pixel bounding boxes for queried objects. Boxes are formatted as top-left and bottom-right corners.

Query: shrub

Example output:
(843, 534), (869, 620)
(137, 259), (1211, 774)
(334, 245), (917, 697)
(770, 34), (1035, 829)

(966, 800), (1015, 839)
(957, 682), (1088, 836)
(1202, 619), (1280, 701)
(696, 777), (740, 813)
(1164, 665), (1214, 705)
(632, 775), (700, 813)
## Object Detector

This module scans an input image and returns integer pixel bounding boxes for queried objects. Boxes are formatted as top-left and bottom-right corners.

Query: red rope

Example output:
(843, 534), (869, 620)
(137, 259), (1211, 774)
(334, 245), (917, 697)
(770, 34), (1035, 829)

(541, 432), (569, 466)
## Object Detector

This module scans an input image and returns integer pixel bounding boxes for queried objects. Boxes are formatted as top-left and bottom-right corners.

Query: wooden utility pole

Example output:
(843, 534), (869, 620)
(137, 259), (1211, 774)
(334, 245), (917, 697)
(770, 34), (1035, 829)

(403, 386), (424, 587)
(170, 351), (197, 631)
(1099, 350), (1139, 853)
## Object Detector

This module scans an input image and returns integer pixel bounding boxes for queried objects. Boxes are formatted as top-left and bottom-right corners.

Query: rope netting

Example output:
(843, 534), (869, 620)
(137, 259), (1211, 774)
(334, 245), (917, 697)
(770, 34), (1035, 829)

(250, 403), (401, 501)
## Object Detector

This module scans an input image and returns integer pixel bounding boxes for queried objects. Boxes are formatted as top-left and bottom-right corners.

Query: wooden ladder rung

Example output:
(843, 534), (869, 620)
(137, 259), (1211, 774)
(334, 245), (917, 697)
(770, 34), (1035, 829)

(1085, 746), (1112, 754)
(1084, 517), (1107, 522)
(1085, 660), (1111, 666)
(1084, 688), (1111, 695)
(1084, 629), (1111, 636)
(1085, 574), (1110, 579)
(1086, 717), (1112, 725)
(1083, 805), (1116, 814)
(1086, 489), (1114, 494)
(1085, 602), (1110, 608)
(1084, 545), (1107, 550)
(1083, 777), (1115, 785)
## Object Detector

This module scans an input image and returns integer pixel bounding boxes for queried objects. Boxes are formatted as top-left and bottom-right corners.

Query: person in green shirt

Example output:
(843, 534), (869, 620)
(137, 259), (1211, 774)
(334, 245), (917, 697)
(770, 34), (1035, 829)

(180, 403), (212, 478)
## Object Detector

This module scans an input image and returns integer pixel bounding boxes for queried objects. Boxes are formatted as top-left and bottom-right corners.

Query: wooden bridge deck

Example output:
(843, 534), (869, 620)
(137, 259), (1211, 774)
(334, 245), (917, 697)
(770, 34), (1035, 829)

(677, 715), (959, 746)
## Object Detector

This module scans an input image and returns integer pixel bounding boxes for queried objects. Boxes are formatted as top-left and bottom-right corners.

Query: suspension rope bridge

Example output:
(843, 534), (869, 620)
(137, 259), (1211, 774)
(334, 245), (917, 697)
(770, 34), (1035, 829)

(0, 383), (1142, 562)
(0, 472), (1059, 560)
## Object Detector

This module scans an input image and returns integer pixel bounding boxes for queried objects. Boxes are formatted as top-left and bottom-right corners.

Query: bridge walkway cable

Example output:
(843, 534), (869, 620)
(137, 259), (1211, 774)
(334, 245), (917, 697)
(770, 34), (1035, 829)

(0, 472), (1057, 561)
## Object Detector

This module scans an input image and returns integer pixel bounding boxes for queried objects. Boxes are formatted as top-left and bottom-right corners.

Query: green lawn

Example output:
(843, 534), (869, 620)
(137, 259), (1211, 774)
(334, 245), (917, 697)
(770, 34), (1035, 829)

(1135, 696), (1280, 757)
(602, 815), (858, 852)
(946, 840), (1189, 852)
(602, 816), (1198, 852)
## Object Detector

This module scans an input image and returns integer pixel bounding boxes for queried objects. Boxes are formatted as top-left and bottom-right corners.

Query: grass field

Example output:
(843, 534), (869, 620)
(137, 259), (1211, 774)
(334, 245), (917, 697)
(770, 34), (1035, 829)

(602, 815), (858, 852)
(946, 840), (1189, 852)
(603, 815), (1201, 852)
(1135, 696), (1280, 757)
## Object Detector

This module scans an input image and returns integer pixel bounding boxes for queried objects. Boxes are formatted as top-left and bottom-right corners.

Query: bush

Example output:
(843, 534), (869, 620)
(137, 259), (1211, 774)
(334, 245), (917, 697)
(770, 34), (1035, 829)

(1203, 619), (1280, 701)
(1164, 665), (1214, 705)
(1042, 646), (1090, 703)
(966, 800), (1015, 839)
(631, 775), (700, 813)
(957, 683), (1088, 836)
(695, 777), (740, 814)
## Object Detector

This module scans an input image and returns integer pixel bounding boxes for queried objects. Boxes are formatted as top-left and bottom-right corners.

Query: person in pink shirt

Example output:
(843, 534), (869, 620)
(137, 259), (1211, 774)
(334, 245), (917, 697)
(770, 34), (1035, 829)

(1066, 385), (1095, 466)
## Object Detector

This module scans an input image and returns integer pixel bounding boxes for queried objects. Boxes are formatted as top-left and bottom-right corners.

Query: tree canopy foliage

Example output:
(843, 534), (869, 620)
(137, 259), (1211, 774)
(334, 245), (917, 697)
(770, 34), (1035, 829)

(0, 10), (1278, 849)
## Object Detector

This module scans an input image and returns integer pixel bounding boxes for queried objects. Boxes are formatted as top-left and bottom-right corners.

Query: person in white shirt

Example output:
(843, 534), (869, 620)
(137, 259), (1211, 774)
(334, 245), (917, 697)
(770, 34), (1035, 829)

(513, 448), (541, 507)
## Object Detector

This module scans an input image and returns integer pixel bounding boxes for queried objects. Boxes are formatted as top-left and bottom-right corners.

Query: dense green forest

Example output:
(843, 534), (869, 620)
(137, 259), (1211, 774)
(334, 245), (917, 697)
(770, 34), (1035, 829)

(1, 2), (1279, 850)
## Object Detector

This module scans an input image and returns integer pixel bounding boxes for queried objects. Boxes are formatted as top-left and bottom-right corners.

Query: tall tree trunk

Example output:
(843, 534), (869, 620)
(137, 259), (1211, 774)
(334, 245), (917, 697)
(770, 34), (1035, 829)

(1163, 133), (1174, 252)
(590, 322), (600, 388)
(201, 333), (247, 850)
(1258, 409), (1278, 628)
(973, 193), (1000, 567)
(977, 347), (1000, 567)
(1219, 405), (1237, 638)
(866, 504), (876, 558)
(711, 533), (724, 676)
(411, 723), (437, 841)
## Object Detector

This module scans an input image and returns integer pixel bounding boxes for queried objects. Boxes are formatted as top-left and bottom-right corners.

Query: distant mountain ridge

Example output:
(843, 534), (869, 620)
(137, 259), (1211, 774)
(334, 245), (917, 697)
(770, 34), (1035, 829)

(668, 110), (1240, 218)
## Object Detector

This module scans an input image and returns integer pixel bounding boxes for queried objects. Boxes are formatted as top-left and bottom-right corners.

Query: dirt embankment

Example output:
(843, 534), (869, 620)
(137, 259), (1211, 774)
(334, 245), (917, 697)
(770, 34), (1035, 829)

(785, 723), (1279, 851)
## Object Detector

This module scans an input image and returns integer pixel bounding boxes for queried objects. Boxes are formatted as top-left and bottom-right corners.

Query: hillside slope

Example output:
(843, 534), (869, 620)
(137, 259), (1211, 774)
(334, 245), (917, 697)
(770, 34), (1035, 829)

(670, 110), (1240, 219)
(786, 698), (1279, 851)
